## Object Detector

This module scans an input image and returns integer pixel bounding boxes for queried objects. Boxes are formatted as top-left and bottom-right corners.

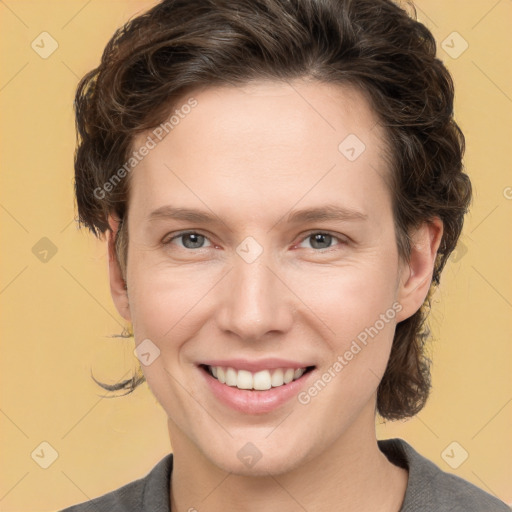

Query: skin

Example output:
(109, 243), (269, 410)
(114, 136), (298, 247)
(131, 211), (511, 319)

(107, 79), (443, 512)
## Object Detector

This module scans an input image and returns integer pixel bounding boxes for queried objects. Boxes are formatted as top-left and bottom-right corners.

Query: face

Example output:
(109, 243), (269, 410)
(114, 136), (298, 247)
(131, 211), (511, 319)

(109, 80), (440, 476)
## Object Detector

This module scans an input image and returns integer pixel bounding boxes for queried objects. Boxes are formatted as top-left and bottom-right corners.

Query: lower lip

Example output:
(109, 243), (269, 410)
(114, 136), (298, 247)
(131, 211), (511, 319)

(199, 366), (315, 414)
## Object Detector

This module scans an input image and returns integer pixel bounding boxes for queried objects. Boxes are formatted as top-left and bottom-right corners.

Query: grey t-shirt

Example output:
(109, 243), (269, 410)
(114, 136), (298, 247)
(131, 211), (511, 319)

(60, 438), (509, 511)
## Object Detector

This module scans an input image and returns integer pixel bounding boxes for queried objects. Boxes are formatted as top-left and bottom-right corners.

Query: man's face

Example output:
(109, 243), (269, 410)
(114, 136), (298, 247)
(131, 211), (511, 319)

(116, 80), (413, 475)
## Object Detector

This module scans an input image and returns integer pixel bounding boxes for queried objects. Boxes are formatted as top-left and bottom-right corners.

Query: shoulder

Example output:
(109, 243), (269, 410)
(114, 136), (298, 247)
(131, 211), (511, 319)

(378, 438), (510, 512)
(59, 453), (173, 512)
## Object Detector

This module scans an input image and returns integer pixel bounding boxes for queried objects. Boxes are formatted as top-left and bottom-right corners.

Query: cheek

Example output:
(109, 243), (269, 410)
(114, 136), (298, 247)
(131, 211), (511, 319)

(126, 255), (219, 343)
(296, 252), (400, 388)
(302, 257), (399, 334)
(297, 268), (399, 422)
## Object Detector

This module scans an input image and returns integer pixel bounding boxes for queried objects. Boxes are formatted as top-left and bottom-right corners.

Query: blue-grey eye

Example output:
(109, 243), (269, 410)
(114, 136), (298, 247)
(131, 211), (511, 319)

(299, 232), (341, 250)
(168, 232), (212, 249)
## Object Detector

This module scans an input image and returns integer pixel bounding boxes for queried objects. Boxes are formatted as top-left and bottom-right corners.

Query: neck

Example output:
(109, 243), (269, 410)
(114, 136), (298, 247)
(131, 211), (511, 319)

(168, 404), (408, 512)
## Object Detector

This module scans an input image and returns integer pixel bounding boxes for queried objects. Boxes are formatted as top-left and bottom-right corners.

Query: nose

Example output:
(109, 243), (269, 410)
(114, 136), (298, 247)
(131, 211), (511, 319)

(215, 251), (294, 342)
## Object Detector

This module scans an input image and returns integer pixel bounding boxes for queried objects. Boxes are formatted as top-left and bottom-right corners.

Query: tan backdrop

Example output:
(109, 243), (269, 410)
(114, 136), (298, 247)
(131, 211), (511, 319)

(0, 0), (511, 510)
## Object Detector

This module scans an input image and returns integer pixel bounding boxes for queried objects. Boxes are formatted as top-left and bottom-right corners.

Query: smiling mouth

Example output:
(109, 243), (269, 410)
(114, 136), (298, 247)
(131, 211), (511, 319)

(200, 364), (315, 391)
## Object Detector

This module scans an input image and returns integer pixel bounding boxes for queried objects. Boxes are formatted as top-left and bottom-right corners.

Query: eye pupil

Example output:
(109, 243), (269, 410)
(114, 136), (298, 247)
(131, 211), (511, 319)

(310, 233), (332, 249)
(183, 233), (204, 249)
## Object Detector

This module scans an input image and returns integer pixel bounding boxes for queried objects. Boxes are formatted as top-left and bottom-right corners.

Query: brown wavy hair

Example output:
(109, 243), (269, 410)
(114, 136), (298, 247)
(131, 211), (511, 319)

(74, 0), (471, 420)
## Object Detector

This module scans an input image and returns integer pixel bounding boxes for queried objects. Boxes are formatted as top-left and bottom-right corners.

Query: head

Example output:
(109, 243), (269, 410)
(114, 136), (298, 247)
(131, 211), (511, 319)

(74, 0), (471, 474)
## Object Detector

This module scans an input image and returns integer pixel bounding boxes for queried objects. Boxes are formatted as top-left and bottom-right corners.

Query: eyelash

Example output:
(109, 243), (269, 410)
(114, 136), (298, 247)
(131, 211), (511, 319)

(162, 230), (348, 252)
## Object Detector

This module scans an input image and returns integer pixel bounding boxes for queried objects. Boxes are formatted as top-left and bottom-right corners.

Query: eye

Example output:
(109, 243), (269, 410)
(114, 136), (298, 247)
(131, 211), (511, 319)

(163, 231), (213, 250)
(296, 232), (347, 250)
(162, 230), (347, 252)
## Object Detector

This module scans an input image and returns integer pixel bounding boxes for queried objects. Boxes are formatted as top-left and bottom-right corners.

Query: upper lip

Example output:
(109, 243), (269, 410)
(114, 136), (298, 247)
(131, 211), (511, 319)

(200, 358), (315, 373)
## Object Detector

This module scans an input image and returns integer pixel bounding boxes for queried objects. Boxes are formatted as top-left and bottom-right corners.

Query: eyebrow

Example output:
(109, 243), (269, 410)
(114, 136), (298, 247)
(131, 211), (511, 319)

(285, 204), (368, 224)
(147, 204), (368, 225)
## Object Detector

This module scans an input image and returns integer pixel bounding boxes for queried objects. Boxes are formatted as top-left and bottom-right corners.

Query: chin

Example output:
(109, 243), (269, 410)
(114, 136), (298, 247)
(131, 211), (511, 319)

(202, 438), (311, 477)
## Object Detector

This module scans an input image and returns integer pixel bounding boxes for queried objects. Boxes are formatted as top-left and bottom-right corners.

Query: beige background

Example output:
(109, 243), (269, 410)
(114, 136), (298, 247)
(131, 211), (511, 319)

(1, 0), (511, 510)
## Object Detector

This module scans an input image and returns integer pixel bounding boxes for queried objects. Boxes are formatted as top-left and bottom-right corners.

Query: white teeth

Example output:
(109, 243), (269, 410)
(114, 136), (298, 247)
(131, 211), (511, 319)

(237, 370), (253, 390)
(283, 368), (295, 384)
(294, 368), (305, 380)
(217, 367), (226, 384)
(207, 366), (308, 390)
(225, 367), (238, 386)
(253, 370), (272, 390)
(271, 368), (284, 387)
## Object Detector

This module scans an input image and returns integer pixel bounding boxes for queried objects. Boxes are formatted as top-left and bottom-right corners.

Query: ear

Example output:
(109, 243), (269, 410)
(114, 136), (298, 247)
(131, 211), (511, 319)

(107, 214), (131, 322)
(395, 217), (443, 322)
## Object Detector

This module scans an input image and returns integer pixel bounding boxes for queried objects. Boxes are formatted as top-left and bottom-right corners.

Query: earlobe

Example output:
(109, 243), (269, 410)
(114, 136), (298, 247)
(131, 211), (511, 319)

(107, 215), (131, 322)
(395, 217), (443, 323)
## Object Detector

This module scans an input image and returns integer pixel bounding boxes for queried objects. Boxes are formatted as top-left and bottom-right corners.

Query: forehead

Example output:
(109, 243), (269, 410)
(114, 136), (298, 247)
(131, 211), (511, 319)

(128, 80), (391, 221)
